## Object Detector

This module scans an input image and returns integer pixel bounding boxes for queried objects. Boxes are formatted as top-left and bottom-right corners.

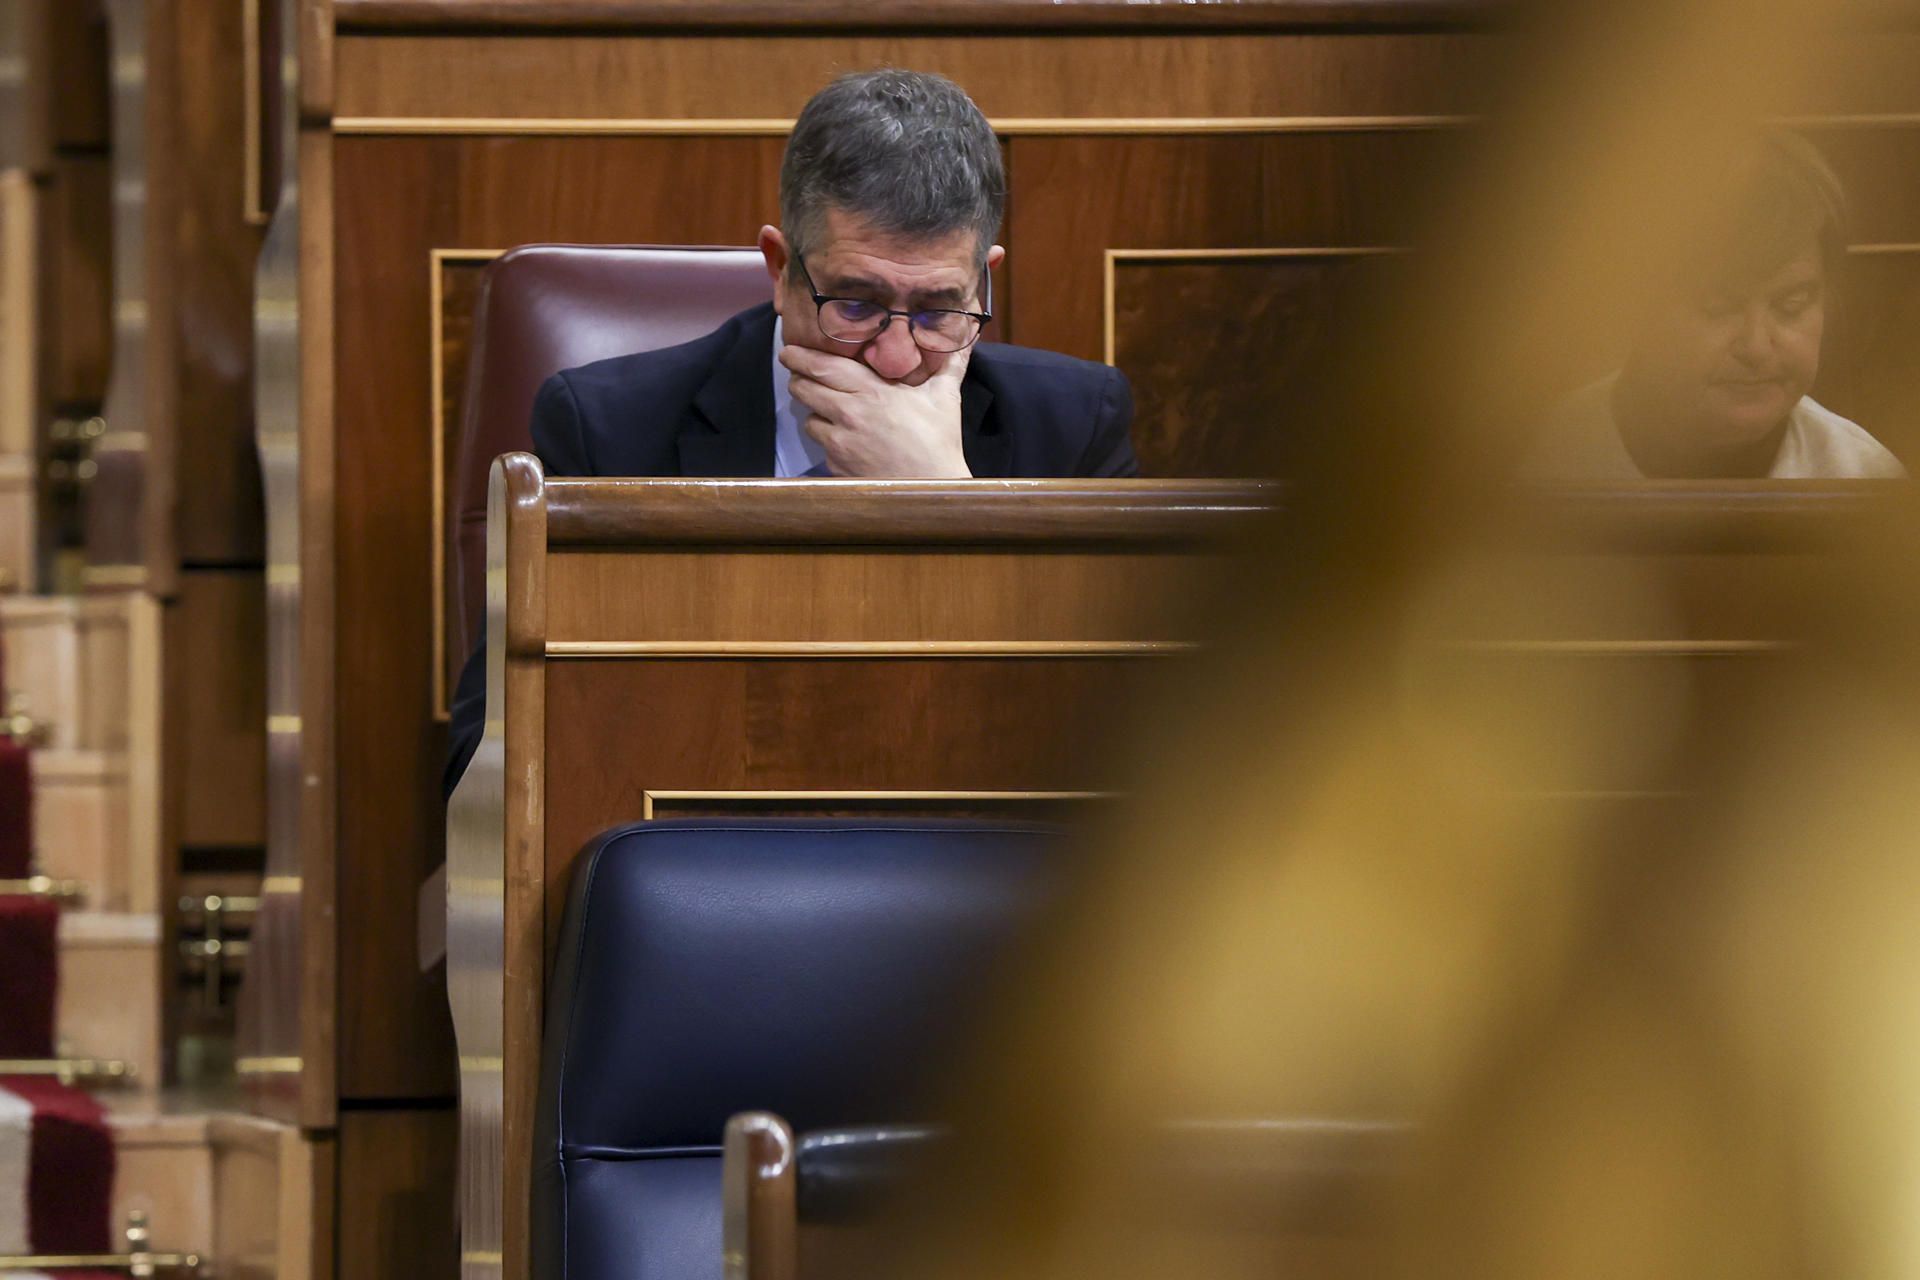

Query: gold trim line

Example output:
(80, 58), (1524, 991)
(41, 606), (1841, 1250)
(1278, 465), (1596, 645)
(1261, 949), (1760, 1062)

(336, 114), (1475, 137)
(235, 1055), (304, 1075)
(81, 564), (149, 588)
(547, 640), (1193, 658)
(642, 789), (1114, 820)
(1444, 639), (1788, 656)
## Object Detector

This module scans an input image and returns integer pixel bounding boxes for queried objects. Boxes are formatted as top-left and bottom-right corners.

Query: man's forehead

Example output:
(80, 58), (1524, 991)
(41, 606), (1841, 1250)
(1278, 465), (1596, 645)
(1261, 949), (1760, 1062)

(810, 212), (977, 282)
(1693, 242), (1825, 299)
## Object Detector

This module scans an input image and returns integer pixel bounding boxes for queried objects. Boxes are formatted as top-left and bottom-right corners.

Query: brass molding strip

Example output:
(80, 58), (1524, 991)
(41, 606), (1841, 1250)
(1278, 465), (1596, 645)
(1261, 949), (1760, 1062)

(0, 1250), (200, 1272)
(337, 114), (1475, 137)
(0, 875), (86, 902)
(547, 639), (1193, 657)
(235, 1055), (304, 1075)
(0, 1057), (135, 1085)
(430, 248), (510, 721)
(1443, 638), (1788, 656)
(1104, 245), (1403, 365)
(642, 788), (1114, 819)
(1848, 242), (1920, 254)
(81, 564), (149, 589)
(1775, 113), (1920, 129)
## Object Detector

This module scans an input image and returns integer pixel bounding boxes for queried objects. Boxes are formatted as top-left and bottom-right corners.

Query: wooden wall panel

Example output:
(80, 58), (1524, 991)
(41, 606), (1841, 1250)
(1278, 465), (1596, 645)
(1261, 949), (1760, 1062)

(542, 656), (1153, 958)
(1111, 253), (1399, 476)
(1821, 251), (1920, 469)
(170, 569), (267, 849)
(170, 0), (266, 565)
(336, 1108), (459, 1280)
(334, 31), (1495, 123)
(334, 134), (784, 1099)
(41, 154), (112, 409)
(47, 2), (108, 152)
(1006, 131), (1452, 366)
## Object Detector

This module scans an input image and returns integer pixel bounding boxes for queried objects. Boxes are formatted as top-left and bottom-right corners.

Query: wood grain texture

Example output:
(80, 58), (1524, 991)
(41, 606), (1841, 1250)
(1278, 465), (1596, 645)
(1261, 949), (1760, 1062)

(297, 122), (339, 1129)
(40, 153), (112, 407)
(1112, 254), (1404, 475)
(336, 1108), (460, 1280)
(169, 0), (267, 565)
(546, 546), (1203, 644)
(333, 31), (1495, 122)
(542, 655), (1156, 936)
(336, 0), (1504, 33)
(1008, 131), (1456, 365)
(41, 3), (109, 152)
(543, 477), (1272, 544)
(1821, 250), (1920, 468)
(170, 569), (268, 849)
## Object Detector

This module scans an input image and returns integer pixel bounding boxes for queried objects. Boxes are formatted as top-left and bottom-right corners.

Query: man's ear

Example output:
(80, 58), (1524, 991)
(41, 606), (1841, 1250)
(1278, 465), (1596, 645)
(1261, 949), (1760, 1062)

(986, 243), (1006, 271)
(758, 226), (789, 314)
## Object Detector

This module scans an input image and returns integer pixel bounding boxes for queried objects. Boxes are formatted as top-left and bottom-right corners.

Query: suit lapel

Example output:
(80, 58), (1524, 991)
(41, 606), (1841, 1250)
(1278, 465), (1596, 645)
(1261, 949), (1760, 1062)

(680, 304), (778, 476)
(959, 375), (1010, 479)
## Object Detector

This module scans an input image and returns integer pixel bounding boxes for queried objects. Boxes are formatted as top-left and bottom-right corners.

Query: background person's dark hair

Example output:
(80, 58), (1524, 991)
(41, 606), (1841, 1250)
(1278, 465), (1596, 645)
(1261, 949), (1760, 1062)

(779, 69), (1005, 277)
(1710, 130), (1849, 290)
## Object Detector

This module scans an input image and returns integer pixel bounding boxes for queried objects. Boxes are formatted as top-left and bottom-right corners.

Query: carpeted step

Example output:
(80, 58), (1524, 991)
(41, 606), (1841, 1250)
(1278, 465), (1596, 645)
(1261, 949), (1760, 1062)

(0, 737), (30, 881)
(0, 1076), (114, 1257)
(0, 896), (56, 1060)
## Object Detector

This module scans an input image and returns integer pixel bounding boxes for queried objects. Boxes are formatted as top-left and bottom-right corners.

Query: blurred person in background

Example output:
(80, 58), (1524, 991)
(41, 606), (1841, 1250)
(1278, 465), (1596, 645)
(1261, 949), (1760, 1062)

(1529, 131), (1903, 479)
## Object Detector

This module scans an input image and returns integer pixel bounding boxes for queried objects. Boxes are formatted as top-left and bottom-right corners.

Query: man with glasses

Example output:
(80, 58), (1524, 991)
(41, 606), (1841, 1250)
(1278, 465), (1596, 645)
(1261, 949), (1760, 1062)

(526, 67), (1139, 483)
(446, 68), (1136, 795)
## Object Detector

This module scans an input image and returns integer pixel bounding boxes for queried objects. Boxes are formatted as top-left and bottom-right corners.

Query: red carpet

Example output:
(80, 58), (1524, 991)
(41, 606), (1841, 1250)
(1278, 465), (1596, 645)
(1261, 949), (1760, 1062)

(0, 738), (31, 880)
(0, 895), (57, 1059)
(0, 1077), (114, 1257)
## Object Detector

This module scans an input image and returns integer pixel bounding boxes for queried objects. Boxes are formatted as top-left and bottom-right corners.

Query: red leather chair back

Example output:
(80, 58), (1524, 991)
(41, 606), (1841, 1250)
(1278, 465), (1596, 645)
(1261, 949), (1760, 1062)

(449, 245), (771, 687)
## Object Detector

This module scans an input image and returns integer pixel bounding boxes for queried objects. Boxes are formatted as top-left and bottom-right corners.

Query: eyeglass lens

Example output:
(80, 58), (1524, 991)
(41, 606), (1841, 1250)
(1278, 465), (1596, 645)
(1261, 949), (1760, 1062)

(818, 299), (982, 352)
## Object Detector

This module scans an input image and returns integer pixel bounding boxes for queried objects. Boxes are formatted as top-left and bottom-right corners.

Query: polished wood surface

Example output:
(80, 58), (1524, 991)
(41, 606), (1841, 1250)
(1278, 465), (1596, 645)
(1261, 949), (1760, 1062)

(333, 31), (1492, 123)
(1111, 253), (1401, 475)
(169, 570), (268, 849)
(1007, 133), (1446, 363)
(446, 461), (1266, 1280)
(724, 1113), (797, 1280)
(40, 154), (112, 409)
(336, 1108), (460, 1280)
(546, 477), (1272, 544)
(209, 1118), (331, 1280)
(336, 0), (1501, 32)
(170, 1), (268, 565)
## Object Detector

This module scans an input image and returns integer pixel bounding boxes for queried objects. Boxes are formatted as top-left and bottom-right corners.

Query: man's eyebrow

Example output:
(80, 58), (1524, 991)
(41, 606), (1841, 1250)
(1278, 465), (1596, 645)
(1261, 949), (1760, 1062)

(819, 273), (886, 296)
(911, 285), (970, 307)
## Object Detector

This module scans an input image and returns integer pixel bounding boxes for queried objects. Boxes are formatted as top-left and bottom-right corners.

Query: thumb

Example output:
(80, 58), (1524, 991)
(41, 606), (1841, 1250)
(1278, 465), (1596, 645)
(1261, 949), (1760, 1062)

(932, 342), (975, 392)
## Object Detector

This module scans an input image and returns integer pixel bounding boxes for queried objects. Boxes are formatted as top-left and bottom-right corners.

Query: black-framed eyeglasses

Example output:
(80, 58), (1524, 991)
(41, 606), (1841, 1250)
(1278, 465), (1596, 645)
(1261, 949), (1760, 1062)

(796, 254), (992, 354)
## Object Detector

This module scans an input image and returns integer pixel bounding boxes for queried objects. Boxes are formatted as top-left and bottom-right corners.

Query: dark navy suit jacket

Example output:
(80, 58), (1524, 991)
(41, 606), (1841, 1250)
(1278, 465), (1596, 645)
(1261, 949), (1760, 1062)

(445, 302), (1138, 795)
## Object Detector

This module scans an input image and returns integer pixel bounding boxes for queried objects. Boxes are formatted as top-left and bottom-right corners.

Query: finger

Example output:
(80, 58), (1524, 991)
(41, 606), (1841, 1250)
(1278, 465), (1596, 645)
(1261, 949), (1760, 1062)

(780, 344), (880, 394)
(929, 341), (975, 390)
(785, 374), (853, 418)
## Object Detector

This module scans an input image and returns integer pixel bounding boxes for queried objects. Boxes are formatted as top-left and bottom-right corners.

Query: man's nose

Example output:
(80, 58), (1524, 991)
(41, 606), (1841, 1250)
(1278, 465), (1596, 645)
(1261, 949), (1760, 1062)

(862, 320), (922, 380)
(1728, 305), (1777, 363)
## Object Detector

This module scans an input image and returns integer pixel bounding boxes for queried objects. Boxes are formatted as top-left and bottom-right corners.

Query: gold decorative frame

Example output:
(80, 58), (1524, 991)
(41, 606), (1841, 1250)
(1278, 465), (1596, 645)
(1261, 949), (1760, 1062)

(339, 114), (1475, 137)
(548, 640), (1192, 658)
(430, 247), (508, 720)
(640, 788), (1113, 819)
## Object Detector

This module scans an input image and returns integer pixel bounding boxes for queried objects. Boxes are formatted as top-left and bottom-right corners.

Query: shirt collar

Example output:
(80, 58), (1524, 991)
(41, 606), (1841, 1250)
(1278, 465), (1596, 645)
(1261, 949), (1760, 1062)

(770, 315), (831, 478)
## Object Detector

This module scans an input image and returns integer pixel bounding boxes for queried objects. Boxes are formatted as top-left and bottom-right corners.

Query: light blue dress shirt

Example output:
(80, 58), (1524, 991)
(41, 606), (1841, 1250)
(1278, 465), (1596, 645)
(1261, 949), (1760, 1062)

(771, 316), (833, 478)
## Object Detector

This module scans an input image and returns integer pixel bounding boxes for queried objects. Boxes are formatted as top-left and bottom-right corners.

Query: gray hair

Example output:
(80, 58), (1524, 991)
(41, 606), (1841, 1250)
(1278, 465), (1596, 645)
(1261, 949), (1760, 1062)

(779, 69), (1005, 275)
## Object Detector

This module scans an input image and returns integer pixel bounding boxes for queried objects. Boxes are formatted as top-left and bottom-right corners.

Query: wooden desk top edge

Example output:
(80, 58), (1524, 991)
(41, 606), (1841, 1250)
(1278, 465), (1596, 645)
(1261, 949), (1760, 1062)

(531, 473), (1906, 551)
